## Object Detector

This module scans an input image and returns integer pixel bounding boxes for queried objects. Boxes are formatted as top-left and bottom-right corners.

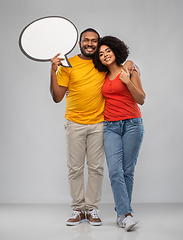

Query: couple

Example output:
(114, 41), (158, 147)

(50, 28), (145, 231)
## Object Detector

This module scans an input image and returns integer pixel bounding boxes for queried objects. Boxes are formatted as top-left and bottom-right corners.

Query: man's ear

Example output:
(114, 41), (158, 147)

(79, 41), (81, 47)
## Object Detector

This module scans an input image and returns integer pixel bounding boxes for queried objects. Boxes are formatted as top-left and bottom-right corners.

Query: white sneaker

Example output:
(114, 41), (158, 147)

(117, 215), (138, 231)
(116, 215), (125, 227)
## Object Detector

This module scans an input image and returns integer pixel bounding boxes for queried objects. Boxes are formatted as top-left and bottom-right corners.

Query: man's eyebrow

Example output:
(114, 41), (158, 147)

(83, 38), (98, 40)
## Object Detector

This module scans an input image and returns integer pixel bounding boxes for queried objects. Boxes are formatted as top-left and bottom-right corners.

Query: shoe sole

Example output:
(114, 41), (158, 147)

(116, 222), (125, 228)
(86, 219), (102, 226)
(125, 221), (138, 231)
(66, 219), (86, 226)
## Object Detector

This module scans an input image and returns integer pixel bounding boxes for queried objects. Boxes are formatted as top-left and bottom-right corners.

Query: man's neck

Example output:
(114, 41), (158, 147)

(78, 54), (93, 60)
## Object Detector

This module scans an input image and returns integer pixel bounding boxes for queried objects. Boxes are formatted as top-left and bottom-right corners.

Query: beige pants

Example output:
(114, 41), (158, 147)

(64, 120), (104, 211)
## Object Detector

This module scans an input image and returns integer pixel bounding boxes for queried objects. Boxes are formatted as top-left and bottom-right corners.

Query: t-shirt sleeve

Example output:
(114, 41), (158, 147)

(56, 66), (70, 87)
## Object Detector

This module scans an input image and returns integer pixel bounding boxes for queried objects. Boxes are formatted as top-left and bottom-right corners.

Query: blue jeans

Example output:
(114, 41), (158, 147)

(104, 118), (144, 217)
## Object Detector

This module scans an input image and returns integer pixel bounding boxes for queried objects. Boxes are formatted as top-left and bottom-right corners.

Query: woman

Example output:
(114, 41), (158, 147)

(93, 36), (146, 231)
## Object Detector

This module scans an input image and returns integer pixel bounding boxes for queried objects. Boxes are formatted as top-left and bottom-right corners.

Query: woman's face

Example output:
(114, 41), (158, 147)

(99, 45), (116, 66)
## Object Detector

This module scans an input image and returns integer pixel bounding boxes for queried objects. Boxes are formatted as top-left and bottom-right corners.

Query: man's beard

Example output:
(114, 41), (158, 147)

(80, 46), (96, 58)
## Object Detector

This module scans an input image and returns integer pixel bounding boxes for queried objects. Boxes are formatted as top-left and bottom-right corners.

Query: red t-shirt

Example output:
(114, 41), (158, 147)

(102, 73), (142, 121)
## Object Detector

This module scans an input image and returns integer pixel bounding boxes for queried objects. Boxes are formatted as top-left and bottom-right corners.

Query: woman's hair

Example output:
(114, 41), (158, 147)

(93, 36), (130, 72)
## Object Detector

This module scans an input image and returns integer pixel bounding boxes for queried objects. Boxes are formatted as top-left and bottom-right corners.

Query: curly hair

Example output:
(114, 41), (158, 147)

(93, 36), (130, 72)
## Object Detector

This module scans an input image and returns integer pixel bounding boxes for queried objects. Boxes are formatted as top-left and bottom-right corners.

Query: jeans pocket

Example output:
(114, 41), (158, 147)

(130, 118), (143, 126)
(104, 120), (112, 128)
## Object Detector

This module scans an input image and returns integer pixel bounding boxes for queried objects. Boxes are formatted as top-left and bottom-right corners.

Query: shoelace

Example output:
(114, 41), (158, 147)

(122, 217), (127, 227)
(117, 215), (125, 226)
(70, 211), (82, 219)
(88, 209), (100, 219)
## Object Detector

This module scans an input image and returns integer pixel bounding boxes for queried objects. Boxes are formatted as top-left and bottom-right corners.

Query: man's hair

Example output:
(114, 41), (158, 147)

(79, 28), (100, 42)
(93, 36), (130, 72)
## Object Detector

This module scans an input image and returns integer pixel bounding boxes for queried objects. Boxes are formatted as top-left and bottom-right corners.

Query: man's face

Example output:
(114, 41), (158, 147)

(79, 31), (99, 58)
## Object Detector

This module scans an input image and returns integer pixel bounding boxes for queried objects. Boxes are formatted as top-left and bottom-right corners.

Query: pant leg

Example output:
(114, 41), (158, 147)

(104, 120), (132, 216)
(65, 120), (87, 211)
(122, 118), (144, 203)
(85, 122), (104, 211)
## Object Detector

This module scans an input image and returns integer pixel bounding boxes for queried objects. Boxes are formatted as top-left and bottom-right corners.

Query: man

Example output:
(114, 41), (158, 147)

(50, 29), (106, 226)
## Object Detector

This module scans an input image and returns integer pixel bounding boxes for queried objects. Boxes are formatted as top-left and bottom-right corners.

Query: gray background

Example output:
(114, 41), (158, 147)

(1, 0), (183, 204)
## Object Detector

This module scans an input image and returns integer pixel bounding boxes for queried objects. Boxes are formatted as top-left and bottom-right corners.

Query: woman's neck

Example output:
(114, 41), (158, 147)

(108, 64), (123, 79)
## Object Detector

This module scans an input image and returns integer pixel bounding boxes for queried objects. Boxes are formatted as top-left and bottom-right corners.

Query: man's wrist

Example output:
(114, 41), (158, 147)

(51, 69), (57, 74)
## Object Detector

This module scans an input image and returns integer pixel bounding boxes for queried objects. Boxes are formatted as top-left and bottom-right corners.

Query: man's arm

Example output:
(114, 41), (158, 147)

(50, 54), (67, 103)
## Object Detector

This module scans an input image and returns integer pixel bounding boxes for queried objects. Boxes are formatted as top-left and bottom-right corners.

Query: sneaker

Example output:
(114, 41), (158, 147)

(117, 215), (138, 231)
(116, 215), (125, 227)
(66, 210), (86, 226)
(86, 209), (102, 226)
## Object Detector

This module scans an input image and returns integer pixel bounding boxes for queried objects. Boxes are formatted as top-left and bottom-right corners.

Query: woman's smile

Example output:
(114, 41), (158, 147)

(99, 45), (115, 66)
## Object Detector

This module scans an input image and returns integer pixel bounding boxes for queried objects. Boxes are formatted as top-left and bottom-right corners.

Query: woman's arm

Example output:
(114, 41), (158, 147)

(123, 60), (140, 77)
(120, 64), (146, 105)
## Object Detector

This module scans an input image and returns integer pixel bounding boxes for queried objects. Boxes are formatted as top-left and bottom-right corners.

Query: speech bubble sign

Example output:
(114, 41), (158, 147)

(19, 16), (78, 67)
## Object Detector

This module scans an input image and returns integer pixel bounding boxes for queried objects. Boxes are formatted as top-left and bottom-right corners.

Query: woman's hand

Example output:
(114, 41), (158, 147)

(120, 67), (146, 105)
(119, 68), (131, 85)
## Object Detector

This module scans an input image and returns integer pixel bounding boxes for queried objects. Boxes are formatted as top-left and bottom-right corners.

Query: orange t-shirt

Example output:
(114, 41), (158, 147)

(56, 55), (106, 124)
(102, 73), (141, 121)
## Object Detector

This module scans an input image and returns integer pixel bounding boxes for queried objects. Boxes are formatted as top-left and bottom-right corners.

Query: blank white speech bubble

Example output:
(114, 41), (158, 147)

(19, 16), (78, 67)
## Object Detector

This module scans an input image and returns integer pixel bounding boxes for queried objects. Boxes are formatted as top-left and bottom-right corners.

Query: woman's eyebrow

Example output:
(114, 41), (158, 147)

(99, 47), (110, 54)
